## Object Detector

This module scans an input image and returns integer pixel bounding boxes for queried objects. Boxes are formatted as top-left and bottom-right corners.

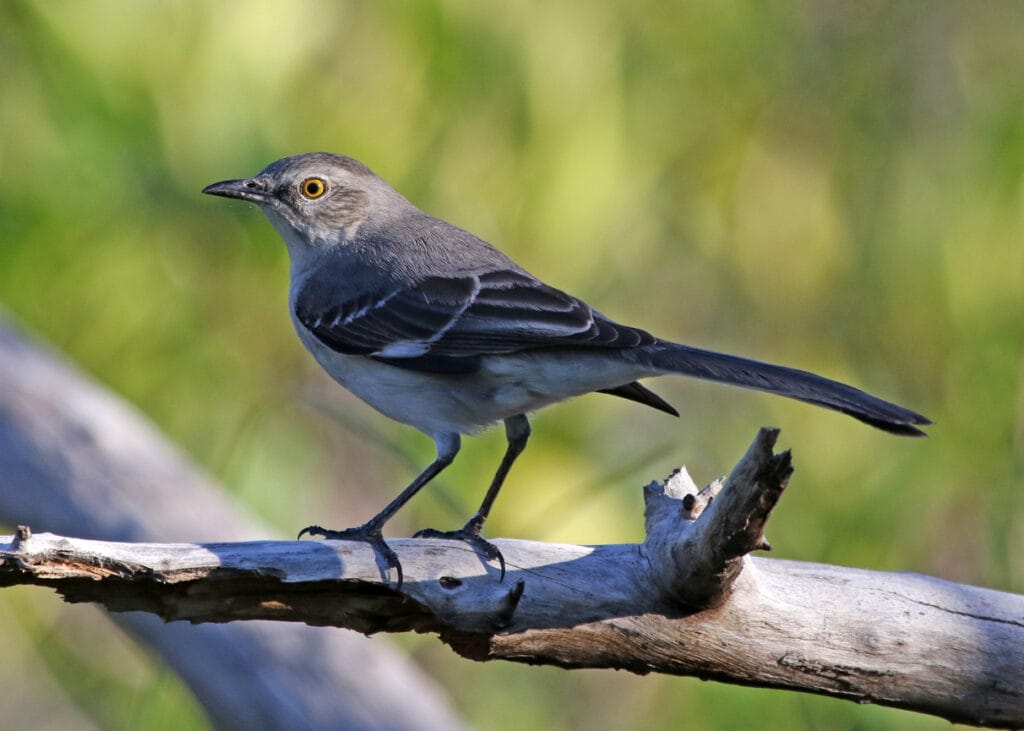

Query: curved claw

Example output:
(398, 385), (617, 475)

(297, 524), (326, 540)
(297, 522), (404, 589)
(414, 527), (506, 582)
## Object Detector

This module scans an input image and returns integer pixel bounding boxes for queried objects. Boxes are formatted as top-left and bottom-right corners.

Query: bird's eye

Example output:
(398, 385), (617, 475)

(300, 177), (327, 199)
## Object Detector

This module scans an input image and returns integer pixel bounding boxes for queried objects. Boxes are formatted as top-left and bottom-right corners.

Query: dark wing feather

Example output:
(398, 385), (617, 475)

(294, 269), (655, 374)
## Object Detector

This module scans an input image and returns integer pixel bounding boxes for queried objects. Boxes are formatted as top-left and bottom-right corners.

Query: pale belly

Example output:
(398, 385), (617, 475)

(293, 323), (652, 439)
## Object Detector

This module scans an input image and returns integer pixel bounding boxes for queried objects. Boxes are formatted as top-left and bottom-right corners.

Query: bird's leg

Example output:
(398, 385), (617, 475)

(299, 433), (461, 589)
(415, 415), (531, 581)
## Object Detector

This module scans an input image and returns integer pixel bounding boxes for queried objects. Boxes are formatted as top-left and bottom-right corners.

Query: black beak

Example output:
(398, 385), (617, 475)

(201, 178), (269, 203)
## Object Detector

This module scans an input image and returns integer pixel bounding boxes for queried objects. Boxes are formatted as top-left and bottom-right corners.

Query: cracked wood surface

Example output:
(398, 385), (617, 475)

(3, 534), (1022, 727)
(3, 429), (1022, 728)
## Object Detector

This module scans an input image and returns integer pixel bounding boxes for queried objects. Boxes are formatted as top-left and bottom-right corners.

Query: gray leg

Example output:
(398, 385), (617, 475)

(415, 415), (531, 580)
(465, 414), (531, 532)
(299, 433), (461, 588)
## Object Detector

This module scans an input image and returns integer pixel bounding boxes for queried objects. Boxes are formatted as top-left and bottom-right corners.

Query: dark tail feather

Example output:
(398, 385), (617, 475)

(636, 341), (931, 437)
(598, 381), (680, 416)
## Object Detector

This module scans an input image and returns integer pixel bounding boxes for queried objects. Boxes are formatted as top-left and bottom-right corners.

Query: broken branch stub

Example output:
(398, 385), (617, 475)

(2, 428), (1023, 728)
(642, 427), (791, 608)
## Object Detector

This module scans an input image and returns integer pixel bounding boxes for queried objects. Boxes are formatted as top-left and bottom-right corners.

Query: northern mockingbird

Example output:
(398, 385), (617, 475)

(203, 152), (929, 585)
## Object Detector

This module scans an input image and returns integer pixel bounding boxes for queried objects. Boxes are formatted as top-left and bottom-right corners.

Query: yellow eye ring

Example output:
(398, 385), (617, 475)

(300, 177), (327, 199)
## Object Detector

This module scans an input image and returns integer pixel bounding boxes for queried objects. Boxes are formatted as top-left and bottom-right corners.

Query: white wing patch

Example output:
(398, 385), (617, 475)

(374, 341), (432, 358)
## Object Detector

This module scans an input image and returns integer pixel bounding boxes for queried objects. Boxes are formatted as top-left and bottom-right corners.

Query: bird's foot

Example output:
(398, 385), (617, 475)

(298, 522), (403, 588)
(414, 518), (506, 581)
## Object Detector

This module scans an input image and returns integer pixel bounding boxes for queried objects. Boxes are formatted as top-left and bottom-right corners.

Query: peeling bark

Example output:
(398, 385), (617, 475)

(3, 429), (1021, 729)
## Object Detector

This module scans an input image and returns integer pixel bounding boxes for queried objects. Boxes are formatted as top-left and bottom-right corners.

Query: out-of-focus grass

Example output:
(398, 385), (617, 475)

(1, 1), (1021, 729)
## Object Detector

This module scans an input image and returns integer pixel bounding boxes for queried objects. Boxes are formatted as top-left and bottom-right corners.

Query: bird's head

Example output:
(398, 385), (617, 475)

(203, 153), (405, 255)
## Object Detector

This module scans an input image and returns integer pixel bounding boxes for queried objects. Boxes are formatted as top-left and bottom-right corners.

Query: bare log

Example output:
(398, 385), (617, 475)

(2, 428), (1021, 729)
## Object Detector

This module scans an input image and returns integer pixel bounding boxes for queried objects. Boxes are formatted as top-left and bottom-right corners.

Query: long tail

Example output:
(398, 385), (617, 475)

(633, 341), (931, 437)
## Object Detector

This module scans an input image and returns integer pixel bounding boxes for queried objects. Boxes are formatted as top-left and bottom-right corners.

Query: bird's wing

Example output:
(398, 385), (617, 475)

(294, 269), (656, 373)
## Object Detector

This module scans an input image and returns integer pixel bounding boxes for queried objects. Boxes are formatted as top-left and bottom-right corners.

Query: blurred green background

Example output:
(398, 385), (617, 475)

(1, 1), (1022, 729)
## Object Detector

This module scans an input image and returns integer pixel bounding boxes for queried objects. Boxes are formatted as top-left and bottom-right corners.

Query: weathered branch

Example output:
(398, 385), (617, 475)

(3, 428), (1021, 728)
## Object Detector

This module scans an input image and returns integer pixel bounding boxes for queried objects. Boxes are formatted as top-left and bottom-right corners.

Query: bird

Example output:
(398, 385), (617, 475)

(203, 152), (930, 586)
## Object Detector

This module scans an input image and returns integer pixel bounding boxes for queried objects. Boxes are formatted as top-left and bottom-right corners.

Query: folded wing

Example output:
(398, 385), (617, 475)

(295, 269), (656, 373)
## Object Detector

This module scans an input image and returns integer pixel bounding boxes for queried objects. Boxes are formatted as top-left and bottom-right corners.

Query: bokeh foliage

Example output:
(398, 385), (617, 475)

(1, 1), (1022, 729)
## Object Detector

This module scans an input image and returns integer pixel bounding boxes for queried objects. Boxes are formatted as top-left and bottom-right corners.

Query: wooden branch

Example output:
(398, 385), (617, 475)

(3, 429), (1021, 728)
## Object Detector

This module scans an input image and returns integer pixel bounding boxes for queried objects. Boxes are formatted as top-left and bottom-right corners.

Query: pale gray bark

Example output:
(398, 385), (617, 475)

(0, 315), (467, 731)
(3, 427), (1022, 728)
